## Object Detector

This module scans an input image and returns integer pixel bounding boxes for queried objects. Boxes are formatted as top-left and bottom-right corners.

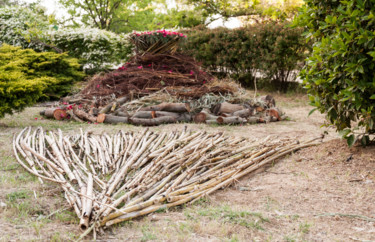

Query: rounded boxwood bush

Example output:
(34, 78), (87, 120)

(0, 44), (85, 118)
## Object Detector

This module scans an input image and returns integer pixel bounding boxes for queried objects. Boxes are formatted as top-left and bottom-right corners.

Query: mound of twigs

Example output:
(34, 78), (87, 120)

(14, 127), (323, 239)
(81, 54), (218, 98)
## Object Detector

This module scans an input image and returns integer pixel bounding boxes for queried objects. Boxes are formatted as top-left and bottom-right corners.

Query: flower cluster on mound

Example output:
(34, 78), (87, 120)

(133, 29), (187, 38)
(130, 29), (187, 54)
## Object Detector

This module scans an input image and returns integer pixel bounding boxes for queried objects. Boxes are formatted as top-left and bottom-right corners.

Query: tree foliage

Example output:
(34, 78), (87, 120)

(47, 27), (132, 72)
(58, 0), (159, 31)
(0, 6), (51, 51)
(0, 44), (85, 118)
(183, 0), (304, 22)
(295, 0), (375, 146)
(0, 6), (132, 72)
(58, 0), (203, 33)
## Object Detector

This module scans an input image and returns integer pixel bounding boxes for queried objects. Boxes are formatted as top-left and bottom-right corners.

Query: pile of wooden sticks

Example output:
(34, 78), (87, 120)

(13, 127), (322, 238)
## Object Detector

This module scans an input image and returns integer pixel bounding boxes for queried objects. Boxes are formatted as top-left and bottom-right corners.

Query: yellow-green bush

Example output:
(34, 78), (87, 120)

(0, 44), (85, 118)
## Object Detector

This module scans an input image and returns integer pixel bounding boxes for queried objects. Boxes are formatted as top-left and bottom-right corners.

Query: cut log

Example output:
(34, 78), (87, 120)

(211, 102), (244, 115)
(258, 116), (271, 123)
(66, 110), (84, 123)
(96, 113), (106, 123)
(177, 113), (192, 122)
(206, 119), (218, 125)
(141, 103), (191, 113)
(88, 107), (99, 116)
(217, 116), (246, 124)
(267, 107), (281, 121)
(247, 117), (259, 124)
(73, 107), (97, 123)
(42, 108), (67, 120)
(97, 114), (129, 124)
(130, 116), (177, 126)
(232, 108), (254, 118)
(54, 109), (68, 121)
(193, 113), (206, 123)
(132, 111), (181, 119)
(114, 111), (130, 117)
(280, 115), (288, 121)
(259, 95), (276, 108)
(99, 96), (128, 114)
(201, 109), (218, 120)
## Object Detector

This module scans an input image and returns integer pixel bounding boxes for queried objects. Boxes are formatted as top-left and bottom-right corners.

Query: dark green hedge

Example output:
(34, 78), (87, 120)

(181, 22), (309, 92)
(0, 44), (85, 118)
(296, 0), (375, 146)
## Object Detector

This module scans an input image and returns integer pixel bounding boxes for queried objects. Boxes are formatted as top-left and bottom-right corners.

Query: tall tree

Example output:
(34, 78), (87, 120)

(58, 0), (155, 31)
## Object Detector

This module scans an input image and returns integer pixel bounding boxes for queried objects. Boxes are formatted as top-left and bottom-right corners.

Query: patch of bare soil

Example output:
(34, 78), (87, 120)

(208, 139), (375, 241)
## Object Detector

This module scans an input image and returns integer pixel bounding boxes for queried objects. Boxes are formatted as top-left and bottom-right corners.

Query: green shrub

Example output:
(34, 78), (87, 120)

(0, 6), (133, 73)
(295, 0), (375, 146)
(0, 44), (85, 118)
(181, 22), (308, 92)
(48, 27), (133, 73)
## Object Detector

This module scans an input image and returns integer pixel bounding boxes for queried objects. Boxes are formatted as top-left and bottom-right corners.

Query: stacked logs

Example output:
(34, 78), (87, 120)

(40, 95), (285, 126)
(13, 127), (323, 238)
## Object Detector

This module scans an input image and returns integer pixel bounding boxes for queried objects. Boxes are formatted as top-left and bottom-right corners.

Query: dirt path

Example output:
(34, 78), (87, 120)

(1, 94), (374, 241)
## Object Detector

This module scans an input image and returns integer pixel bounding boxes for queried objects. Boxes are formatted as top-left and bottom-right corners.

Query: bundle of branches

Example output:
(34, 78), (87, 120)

(13, 127), (323, 239)
(130, 30), (187, 55)
(80, 53), (219, 99)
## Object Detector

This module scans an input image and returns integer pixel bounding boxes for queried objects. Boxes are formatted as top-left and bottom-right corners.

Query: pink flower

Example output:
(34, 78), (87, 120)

(190, 70), (194, 75)
(203, 81), (206, 84)
(148, 64), (152, 67)
(78, 104), (82, 108)
(138, 66), (143, 69)
(63, 102), (68, 105)
(179, 33), (184, 37)
(96, 84), (100, 88)
(168, 70), (173, 73)
(34, 118), (38, 120)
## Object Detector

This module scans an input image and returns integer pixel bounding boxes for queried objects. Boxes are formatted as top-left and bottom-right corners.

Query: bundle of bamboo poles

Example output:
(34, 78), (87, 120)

(13, 127), (323, 238)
